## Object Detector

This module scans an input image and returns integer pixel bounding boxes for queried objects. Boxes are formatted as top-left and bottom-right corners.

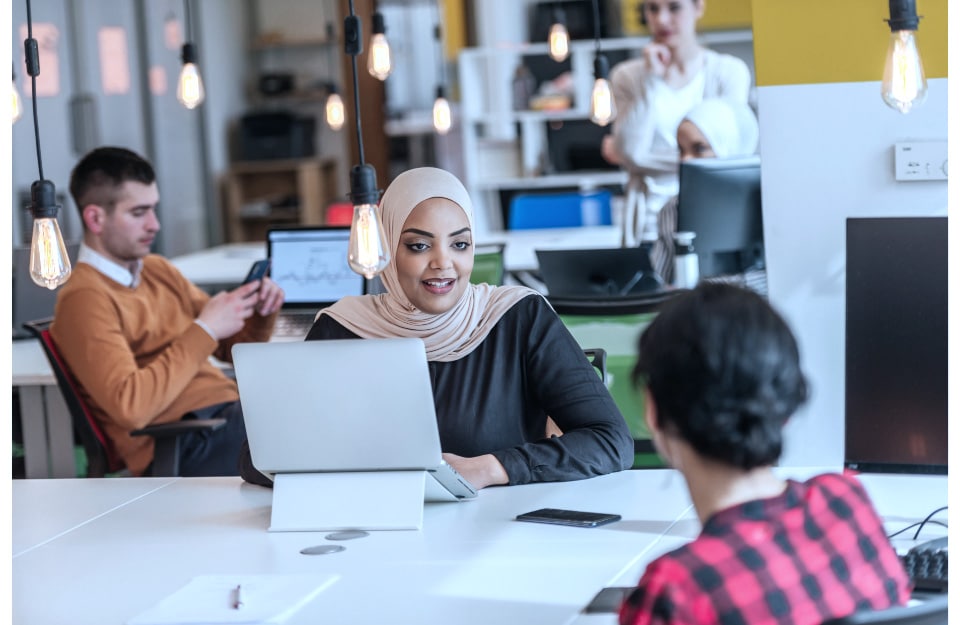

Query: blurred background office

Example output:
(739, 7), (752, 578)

(9, 0), (951, 474)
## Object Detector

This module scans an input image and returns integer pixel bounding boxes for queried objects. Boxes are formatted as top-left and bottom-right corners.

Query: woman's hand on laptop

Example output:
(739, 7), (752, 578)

(442, 453), (508, 490)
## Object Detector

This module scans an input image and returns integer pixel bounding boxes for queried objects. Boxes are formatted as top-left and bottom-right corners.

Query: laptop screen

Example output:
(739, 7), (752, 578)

(266, 226), (365, 308)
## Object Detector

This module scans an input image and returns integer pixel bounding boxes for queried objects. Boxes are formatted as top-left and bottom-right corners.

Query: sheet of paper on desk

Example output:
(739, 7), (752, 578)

(127, 573), (339, 625)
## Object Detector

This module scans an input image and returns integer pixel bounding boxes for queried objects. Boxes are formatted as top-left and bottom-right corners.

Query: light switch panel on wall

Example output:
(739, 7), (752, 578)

(894, 141), (948, 181)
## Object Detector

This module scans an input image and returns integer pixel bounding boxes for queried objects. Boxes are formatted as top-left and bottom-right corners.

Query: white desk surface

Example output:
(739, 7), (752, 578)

(11, 470), (947, 625)
(12, 477), (178, 556)
(13, 470), (693, 625)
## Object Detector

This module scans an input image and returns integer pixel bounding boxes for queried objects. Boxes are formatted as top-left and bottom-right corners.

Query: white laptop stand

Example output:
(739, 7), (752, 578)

(270, 471), (430, 531)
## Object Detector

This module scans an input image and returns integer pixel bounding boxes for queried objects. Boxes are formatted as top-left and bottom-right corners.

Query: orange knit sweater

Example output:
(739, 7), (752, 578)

(50, 255), (276, 475)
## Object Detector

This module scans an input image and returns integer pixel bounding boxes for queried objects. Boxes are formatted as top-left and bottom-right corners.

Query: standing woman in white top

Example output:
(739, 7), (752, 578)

(601, 0), (751, 247)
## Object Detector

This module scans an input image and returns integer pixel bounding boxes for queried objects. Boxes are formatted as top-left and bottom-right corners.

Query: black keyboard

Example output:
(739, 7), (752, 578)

(273, 312), (316, 338)
(900, 549), (948, 593)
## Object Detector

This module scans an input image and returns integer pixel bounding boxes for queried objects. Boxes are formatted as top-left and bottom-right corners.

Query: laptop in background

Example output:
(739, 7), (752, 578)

(266, 226), (366, 339)
(12, 243), (80, 339)
(232, 337), (477, 502)
(535, 247), (663, 299)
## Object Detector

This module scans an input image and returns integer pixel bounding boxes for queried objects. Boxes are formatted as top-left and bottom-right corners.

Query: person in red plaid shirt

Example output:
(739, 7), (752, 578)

(620, 283), (910, 625)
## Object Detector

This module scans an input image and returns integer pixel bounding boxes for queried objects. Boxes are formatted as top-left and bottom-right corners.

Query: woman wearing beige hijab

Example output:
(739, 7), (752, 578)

(291, 167), (633, 490)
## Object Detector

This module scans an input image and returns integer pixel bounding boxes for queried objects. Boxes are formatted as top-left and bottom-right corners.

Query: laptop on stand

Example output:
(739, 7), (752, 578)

(266, 226), (366, 340)
(232, 337), (478, 531)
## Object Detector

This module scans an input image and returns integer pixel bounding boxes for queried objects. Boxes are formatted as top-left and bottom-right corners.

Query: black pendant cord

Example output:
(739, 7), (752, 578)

(24, 0), (44, 181)
(434, 2), (445, 90)
(592, 0), (602, 56)
(347, 0), (365, 166)
(183, 0), (193, 44)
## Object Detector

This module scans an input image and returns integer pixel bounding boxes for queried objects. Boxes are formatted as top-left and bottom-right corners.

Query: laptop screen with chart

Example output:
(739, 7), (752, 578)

(267, 226), (366, 338)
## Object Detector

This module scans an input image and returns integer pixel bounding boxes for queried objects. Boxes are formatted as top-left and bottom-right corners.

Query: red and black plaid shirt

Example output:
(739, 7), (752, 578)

(619, 473), (910, 625)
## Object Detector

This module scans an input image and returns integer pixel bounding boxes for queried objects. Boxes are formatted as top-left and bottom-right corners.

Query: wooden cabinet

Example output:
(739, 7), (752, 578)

(222, 157), (341, 243)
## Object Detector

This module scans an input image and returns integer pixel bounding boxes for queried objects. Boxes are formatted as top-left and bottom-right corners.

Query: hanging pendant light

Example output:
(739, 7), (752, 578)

(881, 0), (927, 114)
(548, 7), (570, 63)
(22, 0), (71, 289)
(432, 14), (453, 135)
(432, 85), (452, 135)
(176, 0), (205, 109)
(325, 83), (345, 131)
(590, 55), (615, 126)
(589, 0), (615, 127)
(322, 26), (345, 131)
(345, 2), (389, 278)
(367, 11), (393, 81)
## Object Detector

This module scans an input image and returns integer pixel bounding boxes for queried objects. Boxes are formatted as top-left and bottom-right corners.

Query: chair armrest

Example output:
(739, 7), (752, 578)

(131, 418), (227, 439)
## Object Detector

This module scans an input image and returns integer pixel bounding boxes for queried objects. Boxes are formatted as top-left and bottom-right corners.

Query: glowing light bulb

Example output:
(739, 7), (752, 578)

(177, 62), (205, 109)
(325, 91), (345, 131)
(348, 203), (390, 278)
(433, 87), (452, 135)
(28, 180), (73, 289)
(367, 33), (393, 81)
(177, 43), (204, 109)
(590, 55), (616, 127)
(881, 30), (927, 114)
(548, 22), (570, 62)
(13, 79), (23, 123)
(30, 217), (72, 289)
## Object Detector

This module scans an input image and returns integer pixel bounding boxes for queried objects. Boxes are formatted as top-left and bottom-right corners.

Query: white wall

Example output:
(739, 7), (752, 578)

(759, 79), (949, 467)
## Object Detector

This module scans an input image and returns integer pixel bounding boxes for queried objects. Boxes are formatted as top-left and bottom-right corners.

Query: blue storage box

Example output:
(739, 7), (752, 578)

(507, 190), (613, 230)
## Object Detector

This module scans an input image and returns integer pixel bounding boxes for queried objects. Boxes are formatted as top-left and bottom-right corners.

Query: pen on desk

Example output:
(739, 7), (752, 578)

(233, 584), (244, 610)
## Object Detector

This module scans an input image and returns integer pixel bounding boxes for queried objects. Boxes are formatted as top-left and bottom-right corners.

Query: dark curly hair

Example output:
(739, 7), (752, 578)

(69, 146), (156, 217)
(631, 283), (809, 469)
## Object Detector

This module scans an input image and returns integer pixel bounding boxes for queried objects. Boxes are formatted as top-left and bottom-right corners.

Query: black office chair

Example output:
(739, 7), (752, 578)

(821, 595), (949, 625)
(582, 347), (607, 383)
(23, 318), (226, 477)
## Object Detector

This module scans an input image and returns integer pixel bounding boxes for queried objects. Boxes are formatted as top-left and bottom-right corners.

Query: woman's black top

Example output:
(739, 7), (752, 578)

(239, 294), (633, 486)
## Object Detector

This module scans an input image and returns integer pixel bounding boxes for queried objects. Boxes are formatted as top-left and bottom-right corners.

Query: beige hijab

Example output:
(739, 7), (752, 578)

(319, 167), (541, 362)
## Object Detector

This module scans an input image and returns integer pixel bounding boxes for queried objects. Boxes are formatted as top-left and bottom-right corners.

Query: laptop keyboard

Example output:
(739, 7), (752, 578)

(272, 312), (316, 340)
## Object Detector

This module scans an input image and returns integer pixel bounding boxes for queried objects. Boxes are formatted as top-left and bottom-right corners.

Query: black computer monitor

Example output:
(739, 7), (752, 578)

(844, 216), (947, 475)
(676, 156), (764, 278)
(535, 247), (663, 298)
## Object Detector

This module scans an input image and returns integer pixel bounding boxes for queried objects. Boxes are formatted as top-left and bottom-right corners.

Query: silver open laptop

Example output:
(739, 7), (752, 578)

(232, 337), (477, 501)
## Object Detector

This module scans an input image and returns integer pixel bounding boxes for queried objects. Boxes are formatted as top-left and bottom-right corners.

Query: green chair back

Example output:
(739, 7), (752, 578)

(471, 243), (506, 286)
(560, 312), (663, 468)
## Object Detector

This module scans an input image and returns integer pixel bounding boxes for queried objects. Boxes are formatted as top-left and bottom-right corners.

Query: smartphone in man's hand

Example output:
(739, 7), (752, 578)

(242, 259), (271, 286)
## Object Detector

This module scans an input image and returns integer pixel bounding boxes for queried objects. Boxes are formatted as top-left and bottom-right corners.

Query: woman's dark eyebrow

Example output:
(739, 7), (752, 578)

(401, 227), (472, 237)
(401, 228), (435, 237)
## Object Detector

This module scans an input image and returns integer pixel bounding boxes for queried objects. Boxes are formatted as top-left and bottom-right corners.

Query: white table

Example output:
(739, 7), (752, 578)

(11, 470), (947, 625)
(12, 470), (694, 625)
(12, 339), (73, 479)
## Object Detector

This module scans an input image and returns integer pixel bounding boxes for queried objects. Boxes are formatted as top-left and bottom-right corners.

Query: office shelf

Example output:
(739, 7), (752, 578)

(222, 157), (340, 243)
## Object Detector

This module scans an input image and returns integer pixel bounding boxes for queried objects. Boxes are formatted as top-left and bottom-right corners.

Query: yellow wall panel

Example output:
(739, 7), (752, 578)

(622, 0), (753, 36)
(752, 0), (947, 86)
(442, 0), (466, 60)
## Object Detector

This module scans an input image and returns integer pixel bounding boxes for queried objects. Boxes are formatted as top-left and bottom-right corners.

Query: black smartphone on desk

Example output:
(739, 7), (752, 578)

(584, 586), (635, 613)
(515, 508), (622, 528)
(242, 259), (271, 285)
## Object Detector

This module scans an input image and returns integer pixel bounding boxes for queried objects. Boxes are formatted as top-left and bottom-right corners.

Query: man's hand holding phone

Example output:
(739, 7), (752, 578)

(240, 259), (284, 317)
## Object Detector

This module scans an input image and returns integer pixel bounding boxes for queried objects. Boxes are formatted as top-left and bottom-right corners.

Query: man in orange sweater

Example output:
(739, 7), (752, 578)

(51, 147), (284, 476)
